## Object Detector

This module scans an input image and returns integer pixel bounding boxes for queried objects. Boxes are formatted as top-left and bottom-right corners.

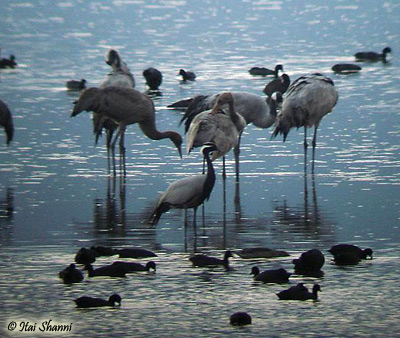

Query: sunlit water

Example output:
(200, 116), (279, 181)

(1, 0), (400, 337)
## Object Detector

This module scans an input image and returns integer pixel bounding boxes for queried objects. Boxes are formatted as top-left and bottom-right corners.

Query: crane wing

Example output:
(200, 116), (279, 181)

(159, 175), (207, 208)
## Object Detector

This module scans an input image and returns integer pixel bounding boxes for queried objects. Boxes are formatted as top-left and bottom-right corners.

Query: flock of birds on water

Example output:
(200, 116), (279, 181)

(0, 45), (390, 325)
(61, 242), (373, 326)
(0, 46), (393, 225)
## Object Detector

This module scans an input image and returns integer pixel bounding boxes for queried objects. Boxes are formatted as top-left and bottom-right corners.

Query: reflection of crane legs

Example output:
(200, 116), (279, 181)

(234, 133), (242, 182)
(223, 176), (227, 249)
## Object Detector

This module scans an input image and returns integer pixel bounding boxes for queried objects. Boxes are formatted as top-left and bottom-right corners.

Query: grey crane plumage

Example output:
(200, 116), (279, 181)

(0, 99), (14, 145)
(71, 86), (183, 173)
(101, 49), (135, 88)
(271, 73), (338, 169)
(181, 91), (279, 132)
(149, 143), (218, 226)
(180, 92), (280, 178)
(186, 92), (246, 179)
(93, 49), (135, 167)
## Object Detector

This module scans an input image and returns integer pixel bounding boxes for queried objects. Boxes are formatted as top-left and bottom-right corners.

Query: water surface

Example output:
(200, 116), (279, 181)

(1, 0), (399, 337)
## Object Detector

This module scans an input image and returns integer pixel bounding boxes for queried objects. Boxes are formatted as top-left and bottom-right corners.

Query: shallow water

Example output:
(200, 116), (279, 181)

(1, 0), (400, 337)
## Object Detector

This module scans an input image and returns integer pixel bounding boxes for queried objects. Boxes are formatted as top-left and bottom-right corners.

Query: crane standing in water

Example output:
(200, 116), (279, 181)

(93, 49), (136, 171)
(0, 99), (14, 145)
(71, 86), (182, 174)
(186, 92), (246, 180)
(271, 73), (338, 170)
(149, 143), (218, 227)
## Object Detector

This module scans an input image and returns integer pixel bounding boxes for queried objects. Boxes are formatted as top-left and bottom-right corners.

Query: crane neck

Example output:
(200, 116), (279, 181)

(249, 100), (276, 129)
(203, 148), (216, 201)
(139, 121), (182, 157)
(226, 101), (240, 126)
(139, 121), (169, 140)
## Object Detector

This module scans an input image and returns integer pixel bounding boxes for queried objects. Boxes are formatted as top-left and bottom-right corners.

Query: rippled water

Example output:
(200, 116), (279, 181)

(1, 0), (400, 337)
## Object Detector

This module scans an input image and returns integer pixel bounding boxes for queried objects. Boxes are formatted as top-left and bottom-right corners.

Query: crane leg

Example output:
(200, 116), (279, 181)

(234, 133), (242, 182)
(303, 127), (308, 172)
(106, 130), (112, 173)
(303, 126), (308, 150)
(193, 207), (197, 226)
(184, 209), (188, 252)
(311, 126), (318, 172)
(110, 137), (118, 176)
(119, 127), (126, 176)
(110, 125), (125, 176)
(222, 156), (226, 179)
(184, 209), (188, 227)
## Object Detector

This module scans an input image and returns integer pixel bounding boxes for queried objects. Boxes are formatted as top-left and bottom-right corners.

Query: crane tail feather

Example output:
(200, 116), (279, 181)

(149, 202), (170, 226)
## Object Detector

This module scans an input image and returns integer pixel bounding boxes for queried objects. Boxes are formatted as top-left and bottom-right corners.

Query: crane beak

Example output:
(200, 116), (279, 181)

(210, 106), (224, 115)
(177, 146), (183, 159)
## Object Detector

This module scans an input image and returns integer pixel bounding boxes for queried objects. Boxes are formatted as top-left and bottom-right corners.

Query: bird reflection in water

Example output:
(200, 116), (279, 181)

(93, 177), (126, 236)
(271, 172), (336, 245)
(184, 174), (242, 253)
(0, 188), (14, 243)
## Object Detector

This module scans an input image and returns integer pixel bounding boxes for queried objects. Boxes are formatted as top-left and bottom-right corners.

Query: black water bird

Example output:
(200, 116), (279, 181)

(90, 246), (117, 257)
(249, 64), (283, 77)
(85, 263), (127, 278)
(332, 251), (361, 266)
(189, 250), (233, 270)
(66, 79), (86, 91)
(332, 64), (361, 74)
(149, 143), (218, 226)
(58, 264), (84, 284)
(74, 294), (122, 308)
(0, 54), (17, 69)
(75, 247), (96, 265)
(112, 261), (156, 272)
(354, 47), (391, 62)
(143, 67), (163, 90)
(230, 312), (252, 326)
(0, 99), (14, 145)
(236, 247), (290, 259)
(277, 283), (321, 301)
(251, 267), (291, 283)
(179, 69), (196, 81)
(116, 248), (158, 259)
(292, 248), (325, 277)
(328, 244), (373, 260)
(263, 73), (290, 97)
